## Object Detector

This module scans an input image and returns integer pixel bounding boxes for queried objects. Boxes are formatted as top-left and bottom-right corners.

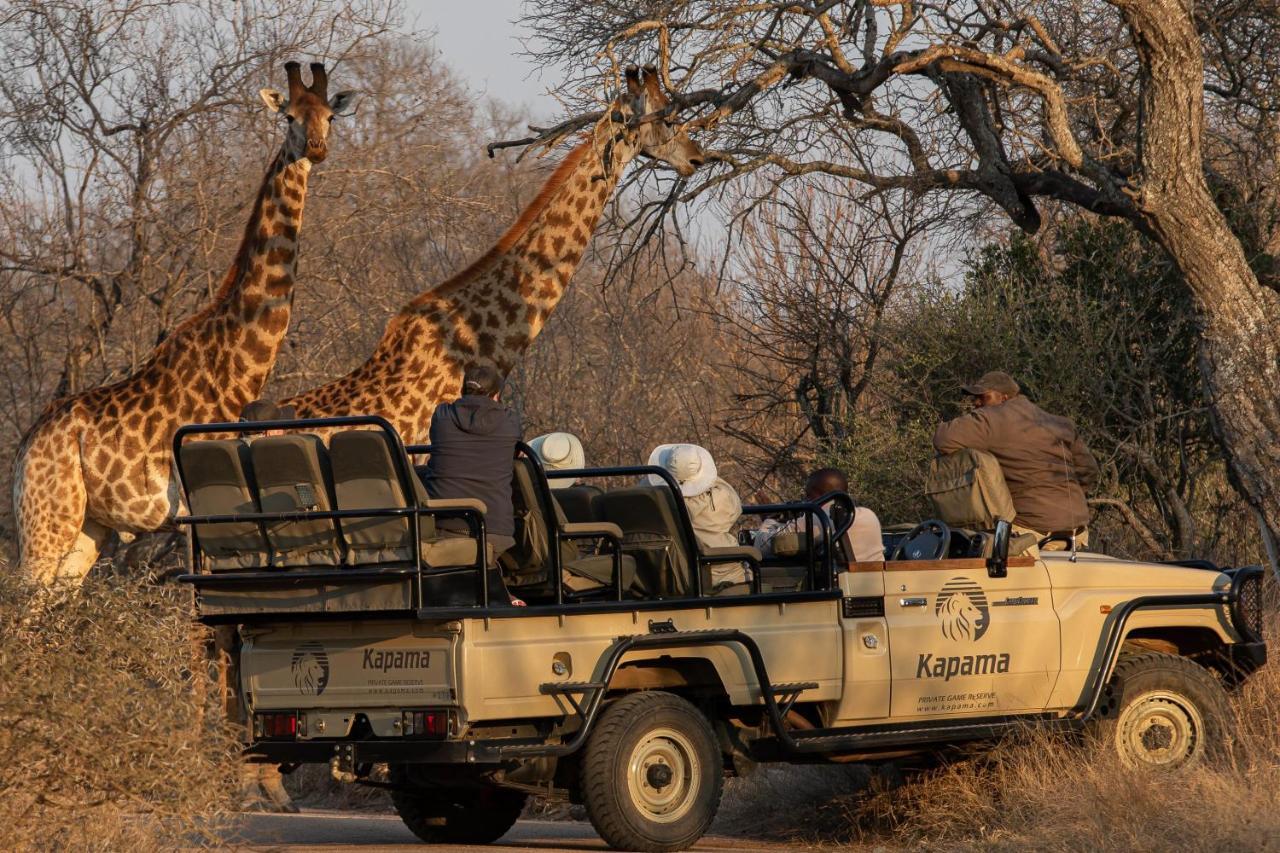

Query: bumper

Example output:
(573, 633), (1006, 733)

(1227, 640), (1267, 675)
(245, 737), (541, 766)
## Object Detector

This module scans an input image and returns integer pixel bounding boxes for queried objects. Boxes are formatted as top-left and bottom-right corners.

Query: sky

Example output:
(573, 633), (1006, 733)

(401, 0), (560, 120)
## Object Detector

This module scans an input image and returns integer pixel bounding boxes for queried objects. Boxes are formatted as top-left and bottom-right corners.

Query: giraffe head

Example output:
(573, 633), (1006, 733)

(258, 61), (357, 163)
(616, 65), (705, 177)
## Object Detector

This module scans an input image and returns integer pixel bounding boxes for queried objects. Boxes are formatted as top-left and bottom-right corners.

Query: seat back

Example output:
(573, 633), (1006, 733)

(250, 434), (343, 566)
(504, 455), (581, 589)
(179, 439), (270, 571)
(330, 430), (437, 565)
(597, 485), (694, 596)
(505, 457), (562, 588)
(555, 484), (603, 523)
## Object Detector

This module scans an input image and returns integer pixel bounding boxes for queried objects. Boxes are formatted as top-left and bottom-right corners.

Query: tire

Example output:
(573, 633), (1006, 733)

(390, 785), (526, 845)
(1089, 651), (1230, 769)
(581, 691), (724, 852)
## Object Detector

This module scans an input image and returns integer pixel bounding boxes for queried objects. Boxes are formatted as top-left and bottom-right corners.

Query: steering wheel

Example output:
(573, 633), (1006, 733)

(891, 519), (952, 561)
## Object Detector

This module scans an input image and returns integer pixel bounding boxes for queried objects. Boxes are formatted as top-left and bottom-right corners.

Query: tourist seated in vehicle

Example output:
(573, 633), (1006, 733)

(754, 467), (884, 563)
(420, 364), (525, 606)
(237, 399), (295, 438)
(530, 431), (585, 485)
(530, 430), (606, 527)
(933, 370), (1098, 551)
(647, 443), (750, 591)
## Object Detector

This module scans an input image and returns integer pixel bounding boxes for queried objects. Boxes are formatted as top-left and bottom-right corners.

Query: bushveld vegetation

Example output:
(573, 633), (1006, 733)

(1, 0), (1277, 849)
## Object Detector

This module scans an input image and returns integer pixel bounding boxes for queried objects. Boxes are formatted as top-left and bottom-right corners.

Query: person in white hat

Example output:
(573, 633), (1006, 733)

(529, 432), (585, 489)
(647, 444), (749, 590)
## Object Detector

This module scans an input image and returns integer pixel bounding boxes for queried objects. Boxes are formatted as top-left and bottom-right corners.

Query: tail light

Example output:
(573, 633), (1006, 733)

(400, 709), (450, 738)
(254, 712), (299, 739)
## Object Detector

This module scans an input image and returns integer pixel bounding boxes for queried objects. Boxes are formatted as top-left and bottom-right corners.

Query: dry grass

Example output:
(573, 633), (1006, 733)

(0, 567), (240, 851)
(724, 612), (1280, 852)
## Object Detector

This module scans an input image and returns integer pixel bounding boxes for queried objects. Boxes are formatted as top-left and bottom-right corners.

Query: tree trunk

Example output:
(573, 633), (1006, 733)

(1112, 0), (1280, 543)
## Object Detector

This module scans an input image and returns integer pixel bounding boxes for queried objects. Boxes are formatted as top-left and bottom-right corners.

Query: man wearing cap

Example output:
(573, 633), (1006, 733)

(238, 399), (296, 438)
(933, 371), (1099, 550)
(422, 364), (525, 605)
(648, 444), (749, 590)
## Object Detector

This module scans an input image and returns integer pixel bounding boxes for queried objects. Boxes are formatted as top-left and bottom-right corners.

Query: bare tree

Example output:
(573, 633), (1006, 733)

(716, 180), (941, 488)
(515, 0), (1280, 543)
(0, 2), (535, 537)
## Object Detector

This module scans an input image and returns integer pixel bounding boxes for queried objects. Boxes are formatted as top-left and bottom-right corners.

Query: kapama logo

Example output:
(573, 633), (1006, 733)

(935, 577), (990, 642)
(291, 640), (330, 696)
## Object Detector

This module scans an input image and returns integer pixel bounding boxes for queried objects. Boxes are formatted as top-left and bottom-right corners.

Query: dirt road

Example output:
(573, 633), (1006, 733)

(229, 810), (807, 852)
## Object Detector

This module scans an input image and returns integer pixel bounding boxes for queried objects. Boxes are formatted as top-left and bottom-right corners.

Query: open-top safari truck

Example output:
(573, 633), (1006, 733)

(175, 416), (1266, 852)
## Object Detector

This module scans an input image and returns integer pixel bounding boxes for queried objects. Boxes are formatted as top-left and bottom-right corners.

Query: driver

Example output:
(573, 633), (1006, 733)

(933, 371), (1098, 551)
(754, 468), (884, 562)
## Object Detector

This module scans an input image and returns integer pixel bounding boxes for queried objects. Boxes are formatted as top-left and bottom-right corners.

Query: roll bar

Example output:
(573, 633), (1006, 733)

(172, 415), (488, 608)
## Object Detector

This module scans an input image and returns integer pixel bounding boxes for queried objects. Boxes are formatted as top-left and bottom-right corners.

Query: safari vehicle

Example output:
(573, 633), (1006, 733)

(175, 416), (1267, 853)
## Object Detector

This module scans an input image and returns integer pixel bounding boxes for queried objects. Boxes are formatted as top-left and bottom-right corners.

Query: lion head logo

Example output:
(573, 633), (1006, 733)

(935, 578), (990, 642)
(290, 641), (330, 696)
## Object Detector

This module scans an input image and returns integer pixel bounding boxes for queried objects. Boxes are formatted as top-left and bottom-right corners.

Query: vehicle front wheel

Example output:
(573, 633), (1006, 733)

(1089, 650), (1230, 769)
(581, 691), (724, 852)
(390, 785), (526, 845)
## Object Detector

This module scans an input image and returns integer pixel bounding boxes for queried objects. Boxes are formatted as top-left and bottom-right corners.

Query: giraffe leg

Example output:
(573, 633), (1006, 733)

(14, 420), (105, 588)
(45, 519), (111, 587)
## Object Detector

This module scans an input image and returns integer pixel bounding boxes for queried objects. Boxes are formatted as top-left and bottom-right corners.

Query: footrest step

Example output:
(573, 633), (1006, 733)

(769, 681), (819, 694)
(539, 681), (606, 695)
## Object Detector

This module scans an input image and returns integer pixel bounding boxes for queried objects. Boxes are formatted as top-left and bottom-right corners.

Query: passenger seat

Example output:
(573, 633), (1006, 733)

(508, 458), (636, 596)
(596, 486), (695, 596)
(328, 429), (485, 568)
(179, 439), (270, 570)
(250, 434), (343, 566)
(555, 484), (603, 524)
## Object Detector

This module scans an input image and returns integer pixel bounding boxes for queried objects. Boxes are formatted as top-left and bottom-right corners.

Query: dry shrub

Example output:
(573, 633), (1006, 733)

(0, 568), (240, 851)
(835, 625), (1280, 850)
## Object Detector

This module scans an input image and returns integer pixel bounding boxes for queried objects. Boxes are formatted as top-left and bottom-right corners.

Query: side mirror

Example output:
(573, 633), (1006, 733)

(987, 519), (1010, 578)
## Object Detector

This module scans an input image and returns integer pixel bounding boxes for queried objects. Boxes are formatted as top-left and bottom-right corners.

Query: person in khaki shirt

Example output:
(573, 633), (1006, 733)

(933, 371), (1099, 550)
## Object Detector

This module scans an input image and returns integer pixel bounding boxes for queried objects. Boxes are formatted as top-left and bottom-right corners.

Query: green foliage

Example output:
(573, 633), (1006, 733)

(824, 217), (1253, 561)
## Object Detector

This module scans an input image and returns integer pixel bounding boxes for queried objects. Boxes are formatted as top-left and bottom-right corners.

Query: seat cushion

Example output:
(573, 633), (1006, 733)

(563, 553), (638, 593)
(770, 531), (807, 558)
(421, 536), (481, 568)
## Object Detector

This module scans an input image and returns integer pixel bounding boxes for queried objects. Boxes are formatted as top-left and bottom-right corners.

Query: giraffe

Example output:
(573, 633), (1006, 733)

(283, 67), (703, 440)
(12, 61), (356, 586)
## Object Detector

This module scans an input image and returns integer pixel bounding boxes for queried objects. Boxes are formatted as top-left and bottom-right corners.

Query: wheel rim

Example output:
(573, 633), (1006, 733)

(625, 726), (701, 823)
(1115, 689), (1204, 768)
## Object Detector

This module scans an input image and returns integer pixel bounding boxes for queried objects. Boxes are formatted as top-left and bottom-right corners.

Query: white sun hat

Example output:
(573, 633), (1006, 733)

(647, 443), (718, 497)
(529, 432), (585, 489)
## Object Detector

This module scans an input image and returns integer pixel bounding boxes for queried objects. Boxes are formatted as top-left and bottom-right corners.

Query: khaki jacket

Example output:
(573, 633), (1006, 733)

(933, 395), (1098, 532)
(684, 478), (743, 551)
(684, 478), (749, 586)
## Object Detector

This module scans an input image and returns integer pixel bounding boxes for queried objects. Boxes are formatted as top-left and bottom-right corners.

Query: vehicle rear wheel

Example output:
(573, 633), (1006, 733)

(581, 691), (723, 852)
(390, 785), (526, 845)
(1089, 651), (1229, 769)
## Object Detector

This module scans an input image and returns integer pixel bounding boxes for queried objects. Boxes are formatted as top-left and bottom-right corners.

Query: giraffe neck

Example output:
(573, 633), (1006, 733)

(150, 139), (311, 416)
(285, 121), (638, 439)
(382, 123), (635, 372)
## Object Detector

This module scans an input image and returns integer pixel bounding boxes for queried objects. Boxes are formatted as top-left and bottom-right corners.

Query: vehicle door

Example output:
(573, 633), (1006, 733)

(883, 555), (1060, 719)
